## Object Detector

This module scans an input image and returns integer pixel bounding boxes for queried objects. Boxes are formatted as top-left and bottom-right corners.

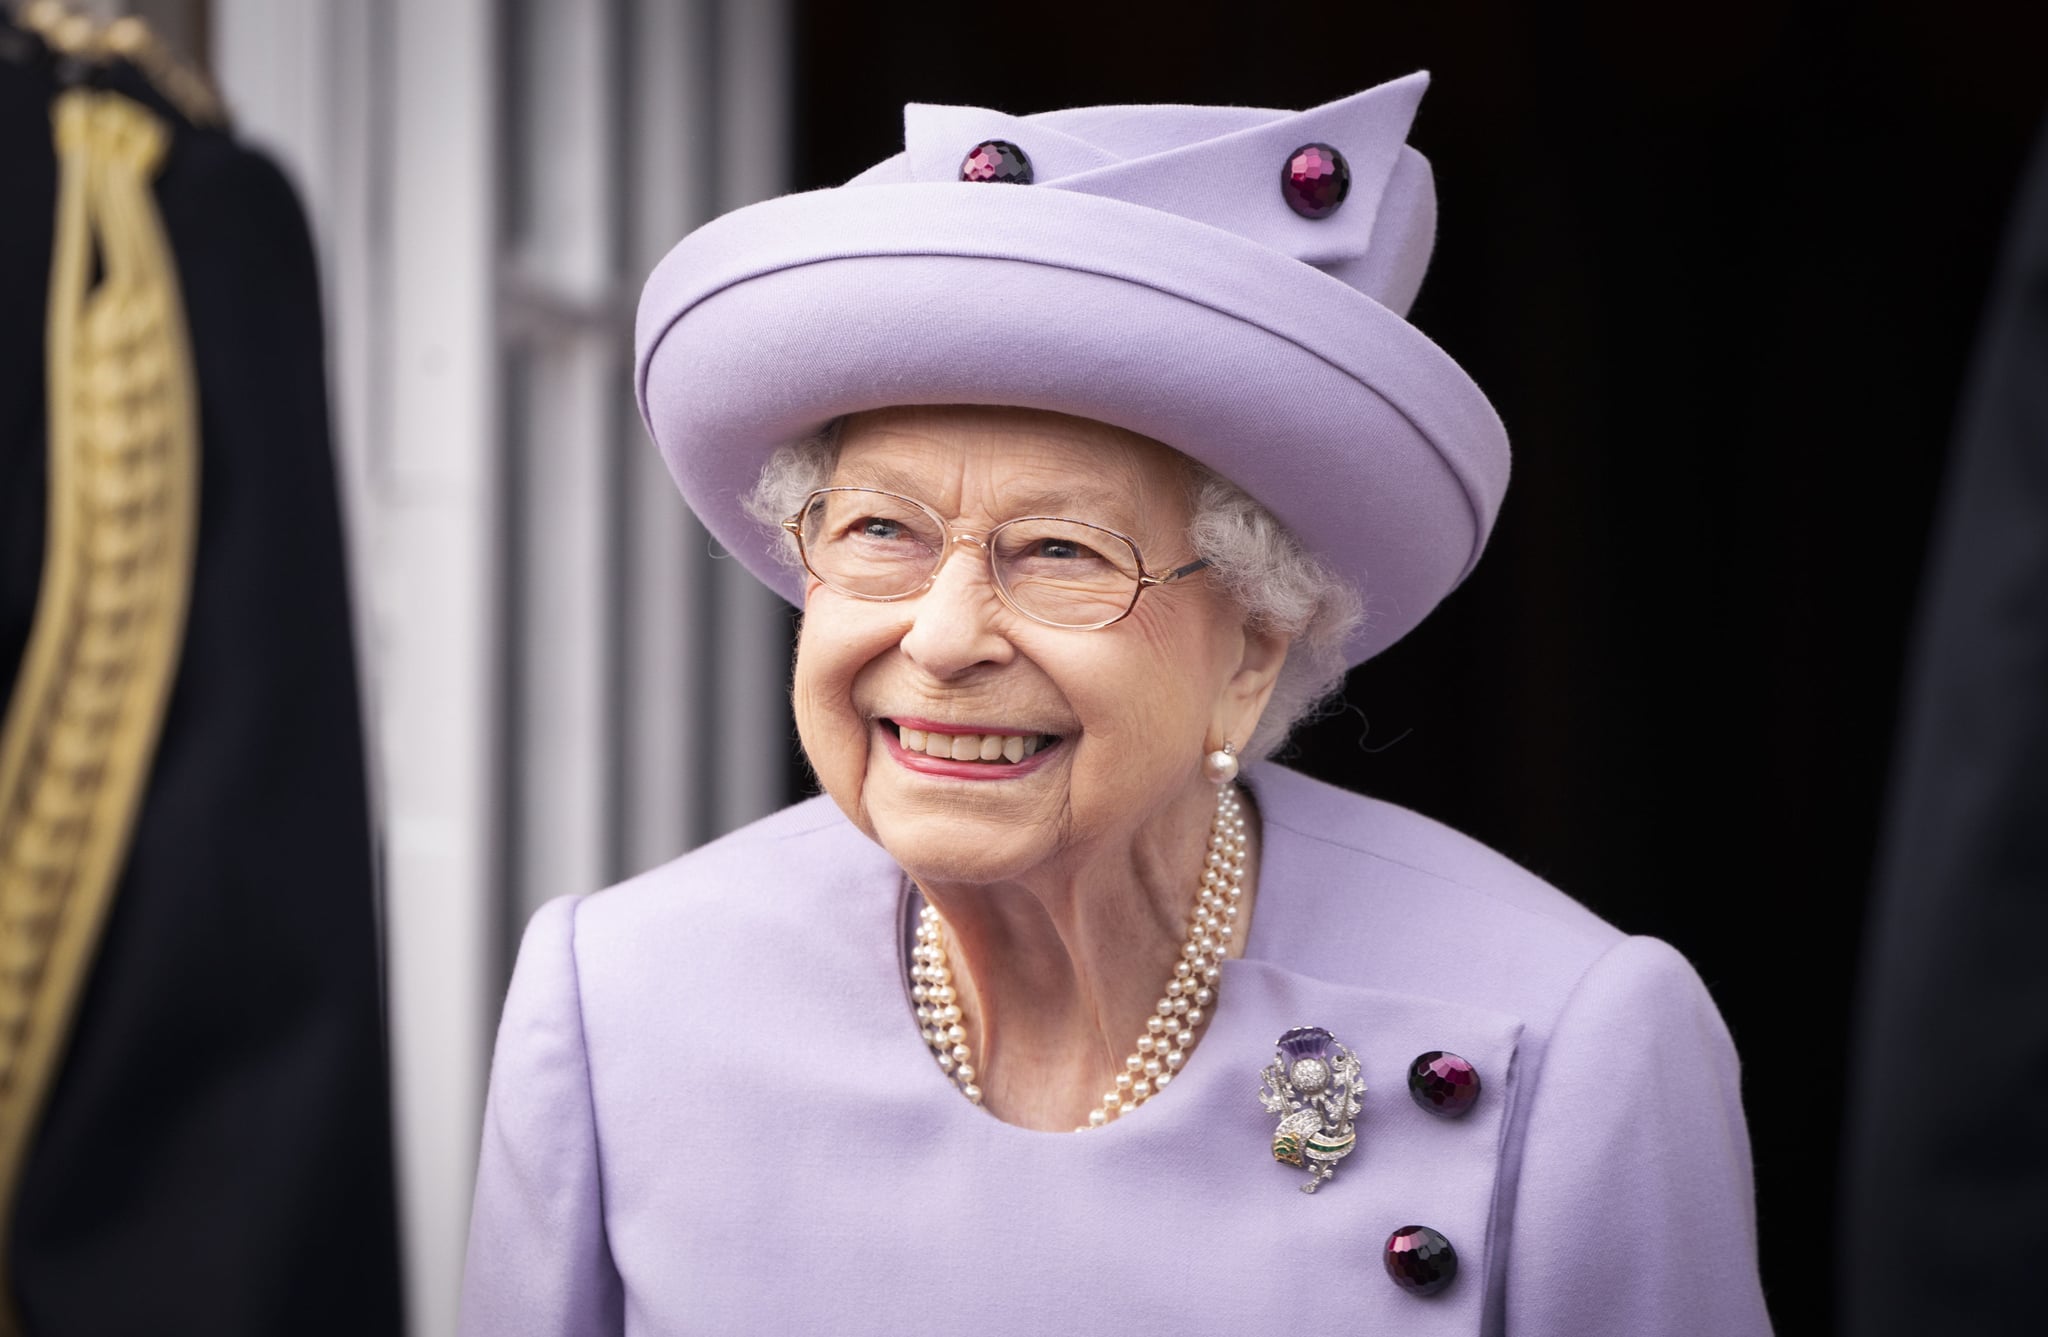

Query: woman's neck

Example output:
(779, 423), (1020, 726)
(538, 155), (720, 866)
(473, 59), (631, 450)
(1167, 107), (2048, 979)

(916, 782), (1261, 1131)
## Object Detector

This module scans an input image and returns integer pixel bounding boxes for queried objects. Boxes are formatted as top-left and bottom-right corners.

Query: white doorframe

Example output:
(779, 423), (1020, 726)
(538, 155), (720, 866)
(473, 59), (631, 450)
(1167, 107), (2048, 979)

(211, 3), (792, 1333)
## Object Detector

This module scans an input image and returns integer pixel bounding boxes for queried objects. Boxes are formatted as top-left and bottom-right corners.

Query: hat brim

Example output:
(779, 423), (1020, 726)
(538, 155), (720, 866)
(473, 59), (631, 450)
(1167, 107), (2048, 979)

(636, 182), (1508, 666)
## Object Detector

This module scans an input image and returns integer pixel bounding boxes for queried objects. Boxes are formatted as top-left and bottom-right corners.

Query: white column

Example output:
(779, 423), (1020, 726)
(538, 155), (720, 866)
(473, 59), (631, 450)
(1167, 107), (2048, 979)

(501, 0), (624, 926)
(706, 0), (794, 836)
(214, 5), (502, 1337)
(213, 2), (794, 1334)
(377, 6), (501, 1335)
(619, 0), (714, 873)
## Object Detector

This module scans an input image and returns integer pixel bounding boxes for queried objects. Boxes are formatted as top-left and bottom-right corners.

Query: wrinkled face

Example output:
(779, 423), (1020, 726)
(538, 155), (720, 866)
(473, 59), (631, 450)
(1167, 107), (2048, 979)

(792, 405), (1271, 888)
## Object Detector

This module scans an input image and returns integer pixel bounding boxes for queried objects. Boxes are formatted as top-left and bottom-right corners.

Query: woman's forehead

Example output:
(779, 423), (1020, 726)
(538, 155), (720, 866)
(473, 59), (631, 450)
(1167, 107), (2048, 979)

(831, 406), (1188, 522)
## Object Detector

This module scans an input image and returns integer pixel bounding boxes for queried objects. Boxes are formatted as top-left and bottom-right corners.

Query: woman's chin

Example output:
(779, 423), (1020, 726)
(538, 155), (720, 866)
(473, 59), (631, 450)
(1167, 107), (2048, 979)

(864, 807), (1059, 889)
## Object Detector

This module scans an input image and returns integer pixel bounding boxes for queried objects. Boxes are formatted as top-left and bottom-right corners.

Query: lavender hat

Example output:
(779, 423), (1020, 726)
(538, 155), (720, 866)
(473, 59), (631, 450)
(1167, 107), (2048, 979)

(635, 71), (1507, 666)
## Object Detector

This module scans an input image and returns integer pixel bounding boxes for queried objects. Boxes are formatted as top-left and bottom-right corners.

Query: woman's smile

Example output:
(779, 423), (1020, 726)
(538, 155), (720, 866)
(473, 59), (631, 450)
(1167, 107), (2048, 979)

(878, 717), (1066, 780)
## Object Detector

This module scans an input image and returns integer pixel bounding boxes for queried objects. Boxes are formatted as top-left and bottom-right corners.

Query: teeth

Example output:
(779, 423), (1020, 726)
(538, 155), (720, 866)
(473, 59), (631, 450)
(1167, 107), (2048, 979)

(894, 724), (1052, 764)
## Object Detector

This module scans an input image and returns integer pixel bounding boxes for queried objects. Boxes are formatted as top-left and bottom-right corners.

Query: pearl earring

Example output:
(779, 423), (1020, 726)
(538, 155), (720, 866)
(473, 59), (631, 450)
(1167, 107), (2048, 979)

(1203, 740), (1239, 785)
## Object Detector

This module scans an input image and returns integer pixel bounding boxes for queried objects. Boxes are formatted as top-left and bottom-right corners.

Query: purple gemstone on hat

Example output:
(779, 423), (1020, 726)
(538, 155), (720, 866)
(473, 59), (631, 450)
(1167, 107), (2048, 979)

(960, 140), (1034, 184)
(1407, 1050), (1481, 1117)
(1384, 1225), (1458, 1296)
(1280, 142), (1350, 219)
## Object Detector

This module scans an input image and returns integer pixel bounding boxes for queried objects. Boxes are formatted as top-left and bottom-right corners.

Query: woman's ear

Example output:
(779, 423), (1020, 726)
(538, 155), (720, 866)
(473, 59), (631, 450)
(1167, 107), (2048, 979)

(1211, 625), (1290, 753)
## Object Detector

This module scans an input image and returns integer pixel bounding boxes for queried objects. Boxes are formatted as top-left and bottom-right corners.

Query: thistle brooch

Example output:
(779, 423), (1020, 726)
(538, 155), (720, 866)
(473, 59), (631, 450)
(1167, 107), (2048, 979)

(1258, 1026), (1365, 1193)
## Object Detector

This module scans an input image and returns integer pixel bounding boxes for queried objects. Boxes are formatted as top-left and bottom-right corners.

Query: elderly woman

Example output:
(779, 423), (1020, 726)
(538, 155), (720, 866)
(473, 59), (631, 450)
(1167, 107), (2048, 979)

(461, 74), (1773, 1334)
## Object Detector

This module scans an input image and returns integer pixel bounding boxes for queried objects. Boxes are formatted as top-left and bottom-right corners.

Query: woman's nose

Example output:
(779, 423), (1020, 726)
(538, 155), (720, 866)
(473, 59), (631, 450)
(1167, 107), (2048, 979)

(896, 537), (1015, 678)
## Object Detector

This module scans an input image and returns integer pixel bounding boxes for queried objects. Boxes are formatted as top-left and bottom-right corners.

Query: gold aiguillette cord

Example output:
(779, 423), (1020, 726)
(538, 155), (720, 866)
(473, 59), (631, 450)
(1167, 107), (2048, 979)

(0, 89), (199, 1332)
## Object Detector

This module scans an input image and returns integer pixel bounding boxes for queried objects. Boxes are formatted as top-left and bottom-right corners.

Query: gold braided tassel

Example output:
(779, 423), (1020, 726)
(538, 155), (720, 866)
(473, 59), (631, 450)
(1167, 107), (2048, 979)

(0, 89), (200, 1328)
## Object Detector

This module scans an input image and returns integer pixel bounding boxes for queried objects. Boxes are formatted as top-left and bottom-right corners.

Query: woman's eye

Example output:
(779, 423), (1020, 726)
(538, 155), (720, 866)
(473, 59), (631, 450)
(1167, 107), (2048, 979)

(856, 517), (903, 541)
(1034, 538), (1095, 561)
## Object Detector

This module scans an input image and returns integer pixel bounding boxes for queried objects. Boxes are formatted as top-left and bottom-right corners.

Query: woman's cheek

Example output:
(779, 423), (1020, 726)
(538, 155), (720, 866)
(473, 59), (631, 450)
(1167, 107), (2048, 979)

(791, 615), (886, 797)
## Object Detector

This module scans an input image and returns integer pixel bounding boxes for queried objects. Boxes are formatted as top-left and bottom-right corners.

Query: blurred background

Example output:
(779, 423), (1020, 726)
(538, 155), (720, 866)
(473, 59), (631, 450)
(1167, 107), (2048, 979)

(5, 1), (2045, 1334)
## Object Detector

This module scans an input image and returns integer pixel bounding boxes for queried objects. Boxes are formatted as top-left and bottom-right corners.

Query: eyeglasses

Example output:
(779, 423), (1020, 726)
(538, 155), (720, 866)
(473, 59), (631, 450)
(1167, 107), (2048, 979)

(782, 486), (1211, 630)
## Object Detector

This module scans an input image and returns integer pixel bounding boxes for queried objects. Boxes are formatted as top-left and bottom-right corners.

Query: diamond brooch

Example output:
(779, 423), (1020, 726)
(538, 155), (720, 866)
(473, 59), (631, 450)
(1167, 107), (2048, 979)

(1258, 1026), (1364, 1193)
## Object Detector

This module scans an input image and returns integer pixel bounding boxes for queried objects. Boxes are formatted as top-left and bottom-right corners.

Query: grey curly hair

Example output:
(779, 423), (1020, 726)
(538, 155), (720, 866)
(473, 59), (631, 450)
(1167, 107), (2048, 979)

(744, 421), (1362, 759)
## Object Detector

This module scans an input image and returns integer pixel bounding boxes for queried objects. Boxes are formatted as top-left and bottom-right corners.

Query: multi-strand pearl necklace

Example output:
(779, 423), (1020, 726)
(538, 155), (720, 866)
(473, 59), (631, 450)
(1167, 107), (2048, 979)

(910, 783), (1248, 1128)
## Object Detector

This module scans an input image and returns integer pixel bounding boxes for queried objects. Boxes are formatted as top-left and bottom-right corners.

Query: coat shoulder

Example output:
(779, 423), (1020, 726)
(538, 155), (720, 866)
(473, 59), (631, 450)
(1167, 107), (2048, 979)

(566, 794), (891, 948)
(1251, 765), (1626, 1021)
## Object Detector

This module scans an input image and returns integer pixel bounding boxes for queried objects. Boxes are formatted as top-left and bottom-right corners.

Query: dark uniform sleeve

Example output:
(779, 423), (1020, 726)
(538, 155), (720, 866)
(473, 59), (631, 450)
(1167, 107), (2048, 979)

(1841, 113), (2048, 1337)
(1, 22), (404, 1335)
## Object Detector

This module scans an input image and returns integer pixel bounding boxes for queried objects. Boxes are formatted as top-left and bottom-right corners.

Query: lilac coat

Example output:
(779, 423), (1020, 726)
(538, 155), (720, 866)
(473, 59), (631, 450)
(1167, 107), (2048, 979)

(461, 765), (1773, 1334)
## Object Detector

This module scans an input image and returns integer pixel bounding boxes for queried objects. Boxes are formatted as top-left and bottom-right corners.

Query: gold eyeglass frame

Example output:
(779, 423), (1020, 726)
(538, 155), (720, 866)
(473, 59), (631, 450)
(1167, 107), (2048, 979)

(782, 486), (1212, 631)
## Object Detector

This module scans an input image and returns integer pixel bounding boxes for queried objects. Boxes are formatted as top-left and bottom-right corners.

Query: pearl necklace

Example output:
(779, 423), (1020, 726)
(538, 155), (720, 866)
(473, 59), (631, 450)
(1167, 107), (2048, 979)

(910, 783), (1247, 1128)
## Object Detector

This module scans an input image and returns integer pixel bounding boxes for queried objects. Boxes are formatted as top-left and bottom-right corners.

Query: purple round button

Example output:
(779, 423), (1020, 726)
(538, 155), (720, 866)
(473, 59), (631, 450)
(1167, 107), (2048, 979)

(1384, 1224), (1458, 1296)
(1280, 142), (1350, 219)
(1408, 1050), (1481, 1117)
(959, 140), (1034, 184)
